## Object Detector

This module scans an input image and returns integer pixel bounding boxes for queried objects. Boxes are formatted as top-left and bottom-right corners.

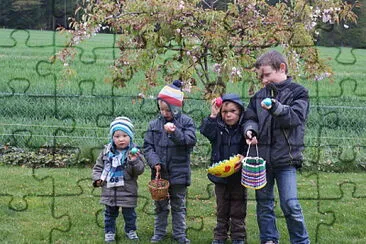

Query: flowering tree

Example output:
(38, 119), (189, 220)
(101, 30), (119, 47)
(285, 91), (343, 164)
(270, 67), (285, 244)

(57, 0), (358, 97)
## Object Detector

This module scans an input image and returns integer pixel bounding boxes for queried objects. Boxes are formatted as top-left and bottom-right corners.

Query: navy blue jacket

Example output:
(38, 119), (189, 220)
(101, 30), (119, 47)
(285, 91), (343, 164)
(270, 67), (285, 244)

(244, 77), (309, 168)
(143, 112), (196, 186)
(200, 94), (247, 184)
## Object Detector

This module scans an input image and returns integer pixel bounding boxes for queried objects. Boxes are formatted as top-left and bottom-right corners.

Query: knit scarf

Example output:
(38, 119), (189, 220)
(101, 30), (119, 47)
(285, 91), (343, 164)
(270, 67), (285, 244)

(100, 144), (128, 188)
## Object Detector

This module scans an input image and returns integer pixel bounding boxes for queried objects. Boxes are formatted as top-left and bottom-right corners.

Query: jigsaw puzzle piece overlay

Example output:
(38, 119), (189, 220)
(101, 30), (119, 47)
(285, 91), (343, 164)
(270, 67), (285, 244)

(48, 176), (103, 242)
(2, 6), (366, 242)
(317, 180), (366, 243)
(0, 166), (70, 242)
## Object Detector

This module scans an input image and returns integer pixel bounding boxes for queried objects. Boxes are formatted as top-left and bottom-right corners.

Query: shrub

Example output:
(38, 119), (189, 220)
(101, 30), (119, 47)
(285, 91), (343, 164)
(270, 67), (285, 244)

(0, 144), (91, 168)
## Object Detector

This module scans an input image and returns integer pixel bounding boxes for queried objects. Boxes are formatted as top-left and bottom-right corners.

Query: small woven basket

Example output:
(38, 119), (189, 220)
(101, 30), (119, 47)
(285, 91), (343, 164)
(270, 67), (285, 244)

(148, 178), (170, 201)
(241, 144), (267, 190)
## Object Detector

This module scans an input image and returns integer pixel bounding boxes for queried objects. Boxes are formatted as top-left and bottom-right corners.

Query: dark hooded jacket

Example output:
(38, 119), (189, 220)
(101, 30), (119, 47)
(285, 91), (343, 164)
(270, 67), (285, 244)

(200, 94), (247, 184)
(244, 77), (309, 168)
(143, 105), (197, 186)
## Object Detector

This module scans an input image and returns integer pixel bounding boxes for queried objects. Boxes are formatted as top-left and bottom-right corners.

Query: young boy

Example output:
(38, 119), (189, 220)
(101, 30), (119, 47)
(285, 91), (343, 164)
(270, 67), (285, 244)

(92, 116), (145, 242)
(244, 50), (310, 244)
(143, 80), (197, 244)
(200, 93), (247, 244)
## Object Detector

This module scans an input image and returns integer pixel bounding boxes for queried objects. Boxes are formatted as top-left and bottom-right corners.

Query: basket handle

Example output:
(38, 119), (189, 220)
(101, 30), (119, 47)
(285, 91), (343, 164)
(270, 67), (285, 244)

(155, 165), (161, 180)
(246, 143), (259, 158)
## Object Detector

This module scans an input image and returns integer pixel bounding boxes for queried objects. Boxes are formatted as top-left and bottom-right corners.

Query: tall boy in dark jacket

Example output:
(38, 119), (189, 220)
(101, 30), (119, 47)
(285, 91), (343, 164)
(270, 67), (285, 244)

(244, 50), (310, 244)
(200, 93), (247, 244)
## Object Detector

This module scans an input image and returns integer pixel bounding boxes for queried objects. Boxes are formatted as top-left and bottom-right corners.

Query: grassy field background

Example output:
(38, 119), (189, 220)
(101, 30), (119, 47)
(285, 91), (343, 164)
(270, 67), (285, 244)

(1, 28), (366, 243)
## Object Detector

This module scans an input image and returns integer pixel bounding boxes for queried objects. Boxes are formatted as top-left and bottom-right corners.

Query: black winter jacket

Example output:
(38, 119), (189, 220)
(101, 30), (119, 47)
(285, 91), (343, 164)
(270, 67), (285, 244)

(200, 98), (247, 184)
(143, 113), (197, 186)
(244, 77), (309, 168)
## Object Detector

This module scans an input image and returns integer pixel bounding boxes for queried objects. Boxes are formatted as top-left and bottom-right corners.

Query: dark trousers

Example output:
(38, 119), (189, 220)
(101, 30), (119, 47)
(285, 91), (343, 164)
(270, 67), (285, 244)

(214, 183), (247, 241)
(104, 205), (137, 234)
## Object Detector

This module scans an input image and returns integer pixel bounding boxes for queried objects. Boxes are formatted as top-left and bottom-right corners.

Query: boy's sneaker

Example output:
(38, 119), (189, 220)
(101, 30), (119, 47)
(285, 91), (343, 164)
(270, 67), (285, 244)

(151, 234), (166, 243)
(211, 240), (225, 244)
(232, 240), (245, 244)
(105, 231), (115, 242)
(175, 237), (190, 244)
(126, 230), (139, 240)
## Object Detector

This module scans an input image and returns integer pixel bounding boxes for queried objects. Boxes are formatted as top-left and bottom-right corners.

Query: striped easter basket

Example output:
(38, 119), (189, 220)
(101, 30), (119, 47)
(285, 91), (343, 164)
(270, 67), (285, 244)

(241, 144), (267, 190)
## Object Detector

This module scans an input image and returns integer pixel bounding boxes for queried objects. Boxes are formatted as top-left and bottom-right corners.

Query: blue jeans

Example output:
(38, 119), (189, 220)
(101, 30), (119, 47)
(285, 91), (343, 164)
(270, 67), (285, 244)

(104, 205), (137, 234)
(255, 166), (309, 244)
(153, 184), (187, 240)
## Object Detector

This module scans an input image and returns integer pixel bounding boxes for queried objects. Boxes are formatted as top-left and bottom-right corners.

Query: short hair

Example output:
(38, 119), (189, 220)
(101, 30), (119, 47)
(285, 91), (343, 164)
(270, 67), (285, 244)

(255, 50), (288, 74)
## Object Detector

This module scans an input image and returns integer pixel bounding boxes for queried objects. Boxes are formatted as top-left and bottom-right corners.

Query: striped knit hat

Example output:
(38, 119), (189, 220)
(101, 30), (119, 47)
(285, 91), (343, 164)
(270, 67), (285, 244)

(109, 116), (135, 141)
(157, 80), (184, 107)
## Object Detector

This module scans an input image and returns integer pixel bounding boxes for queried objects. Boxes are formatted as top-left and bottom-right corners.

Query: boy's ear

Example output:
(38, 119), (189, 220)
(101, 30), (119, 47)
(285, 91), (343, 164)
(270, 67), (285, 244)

(279, 63), (287, 73)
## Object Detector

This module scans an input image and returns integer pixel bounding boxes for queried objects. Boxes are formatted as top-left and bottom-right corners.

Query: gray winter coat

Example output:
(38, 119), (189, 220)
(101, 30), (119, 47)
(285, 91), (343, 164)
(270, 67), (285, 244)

(143, 113), (196, 186)
(244, 77), (309, 168)
(92, 144), (145, 207)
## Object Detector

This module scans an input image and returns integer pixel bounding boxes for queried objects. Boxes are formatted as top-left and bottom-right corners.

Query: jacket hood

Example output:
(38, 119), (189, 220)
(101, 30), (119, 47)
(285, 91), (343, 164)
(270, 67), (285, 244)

(217, 93), (245, 127)
(221, 93), (245, 110)
(157, 100), (182, 122)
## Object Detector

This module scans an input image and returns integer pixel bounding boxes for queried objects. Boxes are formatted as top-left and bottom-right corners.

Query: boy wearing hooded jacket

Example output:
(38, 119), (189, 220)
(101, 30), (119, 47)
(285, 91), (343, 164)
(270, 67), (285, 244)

(143, 80), (197, 244)
(200, 93), (247, 244)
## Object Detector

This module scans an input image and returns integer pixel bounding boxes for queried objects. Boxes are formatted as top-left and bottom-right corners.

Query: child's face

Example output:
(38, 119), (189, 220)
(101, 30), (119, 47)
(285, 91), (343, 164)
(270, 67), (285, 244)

(220, 101), (241, 126)
(256, 64), (287, 86)
(112, 130), (131, 150)
(158, 100), (173, 121)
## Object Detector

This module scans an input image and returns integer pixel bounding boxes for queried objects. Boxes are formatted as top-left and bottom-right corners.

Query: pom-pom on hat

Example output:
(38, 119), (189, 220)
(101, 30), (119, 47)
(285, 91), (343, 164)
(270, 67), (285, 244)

(109, 116), (135, 141)
(157, 80), (184, 107)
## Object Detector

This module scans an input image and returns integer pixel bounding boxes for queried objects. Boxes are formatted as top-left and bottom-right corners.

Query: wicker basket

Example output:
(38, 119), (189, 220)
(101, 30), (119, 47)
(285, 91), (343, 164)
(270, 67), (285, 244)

(148, 178), (170, 201)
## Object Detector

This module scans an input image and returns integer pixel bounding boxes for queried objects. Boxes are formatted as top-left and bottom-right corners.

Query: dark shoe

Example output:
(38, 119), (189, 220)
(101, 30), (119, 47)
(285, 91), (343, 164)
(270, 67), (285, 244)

(175, 237), (190, 244)
(212, 240), (225, 244)
(232, 240), (245, 244)
(151, 235), (166, 243)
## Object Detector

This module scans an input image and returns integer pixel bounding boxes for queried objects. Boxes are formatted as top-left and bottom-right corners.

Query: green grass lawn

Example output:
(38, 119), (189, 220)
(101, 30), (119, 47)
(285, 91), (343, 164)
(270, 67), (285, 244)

(0, 166), (365, 243)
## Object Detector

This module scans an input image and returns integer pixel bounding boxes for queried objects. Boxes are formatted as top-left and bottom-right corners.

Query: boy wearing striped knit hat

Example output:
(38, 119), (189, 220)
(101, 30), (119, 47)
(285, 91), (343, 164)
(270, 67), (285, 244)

(143, 80), (197, 244)
(92, 116), (145, 242)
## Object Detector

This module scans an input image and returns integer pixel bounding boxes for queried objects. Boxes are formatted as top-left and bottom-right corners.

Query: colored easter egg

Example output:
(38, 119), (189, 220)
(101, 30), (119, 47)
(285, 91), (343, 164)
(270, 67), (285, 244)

(215, 97), (223, 107)
(262, 98), (272, 106)
(131, 147), (139, 155)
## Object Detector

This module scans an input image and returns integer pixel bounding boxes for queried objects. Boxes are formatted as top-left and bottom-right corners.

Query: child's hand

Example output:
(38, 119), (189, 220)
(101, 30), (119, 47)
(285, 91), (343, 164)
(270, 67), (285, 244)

(128, 152), (139, 161)
(164, 122), (176, 133)
(210, 98), (221, 118)
(245, 130), (258, 145)
(234, 161), (242, 172)
(93, 179), (103, 187)
(234, 154), (244, 172)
